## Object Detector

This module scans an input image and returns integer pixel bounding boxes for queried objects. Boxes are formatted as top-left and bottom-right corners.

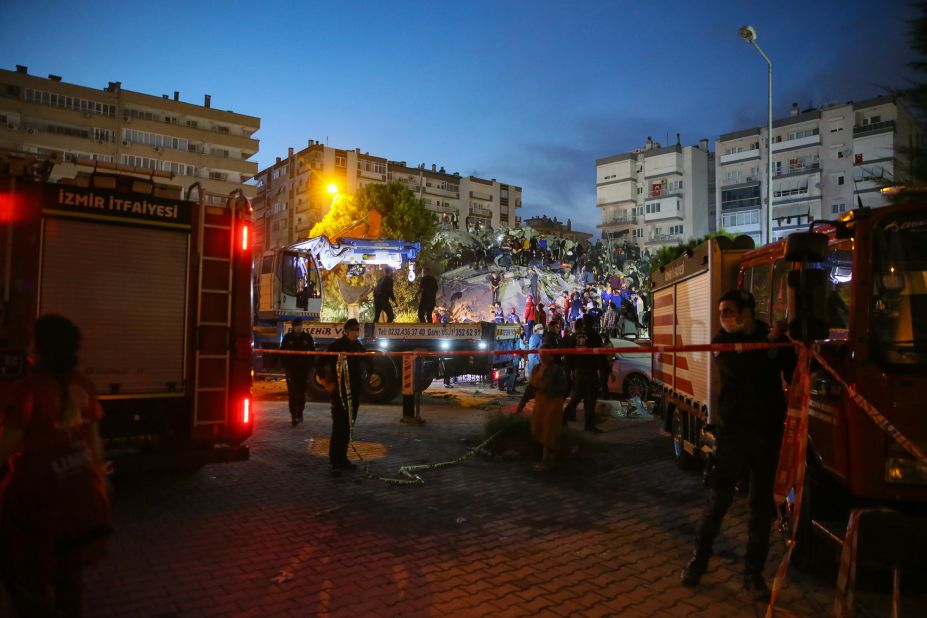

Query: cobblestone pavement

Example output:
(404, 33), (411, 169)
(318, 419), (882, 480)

(5, 384), (919, 617)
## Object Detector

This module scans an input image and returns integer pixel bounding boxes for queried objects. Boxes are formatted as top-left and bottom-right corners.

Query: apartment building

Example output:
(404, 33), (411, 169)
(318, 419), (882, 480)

(0, 65), (260, 202)
(252, 141), (522, 252)
(715, 94), (917, 244)
(596, 136), (714, 253)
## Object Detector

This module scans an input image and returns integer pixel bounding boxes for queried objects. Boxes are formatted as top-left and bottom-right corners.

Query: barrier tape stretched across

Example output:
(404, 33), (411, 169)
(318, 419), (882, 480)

(264, 339), (924, 614)
(810, 346), (927, 467)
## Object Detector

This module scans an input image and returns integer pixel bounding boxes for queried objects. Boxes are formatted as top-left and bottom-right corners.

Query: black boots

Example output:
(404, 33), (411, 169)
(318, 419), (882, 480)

(680, 554), (708, 587)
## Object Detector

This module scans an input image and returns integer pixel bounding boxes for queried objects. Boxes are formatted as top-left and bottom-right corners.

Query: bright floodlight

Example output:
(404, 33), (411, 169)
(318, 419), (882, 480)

(739, 25), (757, 43)
(326, 183), (338, 195)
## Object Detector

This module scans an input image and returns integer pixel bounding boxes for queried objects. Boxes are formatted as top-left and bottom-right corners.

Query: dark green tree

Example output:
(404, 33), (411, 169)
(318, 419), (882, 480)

(888, 3), (927, 201)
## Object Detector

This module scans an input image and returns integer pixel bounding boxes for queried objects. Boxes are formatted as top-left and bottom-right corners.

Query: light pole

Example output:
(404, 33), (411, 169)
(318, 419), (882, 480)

(739, 25), (774, 245)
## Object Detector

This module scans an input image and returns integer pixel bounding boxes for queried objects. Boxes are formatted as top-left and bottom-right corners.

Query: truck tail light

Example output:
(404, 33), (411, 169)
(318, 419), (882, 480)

(241, 223), (249, 251)
(241, 396), (251, 425)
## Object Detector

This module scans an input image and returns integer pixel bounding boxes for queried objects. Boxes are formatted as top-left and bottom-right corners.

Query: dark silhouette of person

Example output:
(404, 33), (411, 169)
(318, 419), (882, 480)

(417, 267), (438, 323)
(0, 315), (111, 617)
(280, 318), (315, 426)
(315, 319), (371, 476)
(373, 267), (396, 323)
(680, 289), (796, 602)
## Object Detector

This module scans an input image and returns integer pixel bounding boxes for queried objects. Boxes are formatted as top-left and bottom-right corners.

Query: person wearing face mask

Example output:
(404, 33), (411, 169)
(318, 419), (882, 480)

(680, 289), (796, 602)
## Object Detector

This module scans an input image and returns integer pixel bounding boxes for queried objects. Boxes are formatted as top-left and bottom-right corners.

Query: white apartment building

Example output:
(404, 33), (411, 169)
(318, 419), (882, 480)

(715, 94), (918, 244)
(0, 65), (260, 203)
(253, 140), (522, 252)
(596, 136), (714, 253)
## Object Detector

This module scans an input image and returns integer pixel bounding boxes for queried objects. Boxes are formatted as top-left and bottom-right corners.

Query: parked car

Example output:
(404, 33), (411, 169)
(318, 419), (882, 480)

(604, 336), (652, 400)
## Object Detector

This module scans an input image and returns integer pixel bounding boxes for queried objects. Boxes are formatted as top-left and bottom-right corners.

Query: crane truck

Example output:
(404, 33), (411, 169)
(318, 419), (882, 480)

(253, 236), (520, 403)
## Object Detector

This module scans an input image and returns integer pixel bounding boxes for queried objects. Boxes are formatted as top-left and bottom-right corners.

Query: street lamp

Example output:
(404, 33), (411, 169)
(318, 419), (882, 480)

(739, 24), (774, 245)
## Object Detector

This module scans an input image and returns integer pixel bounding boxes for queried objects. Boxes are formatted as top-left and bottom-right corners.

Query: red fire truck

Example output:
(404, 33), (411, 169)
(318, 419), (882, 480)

(0, 153), (253, 464)
(654, 202), (927, 566)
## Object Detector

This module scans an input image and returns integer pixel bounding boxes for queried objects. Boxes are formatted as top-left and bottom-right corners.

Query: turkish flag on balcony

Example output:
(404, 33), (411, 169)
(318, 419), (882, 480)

(651, 183), (662, 196)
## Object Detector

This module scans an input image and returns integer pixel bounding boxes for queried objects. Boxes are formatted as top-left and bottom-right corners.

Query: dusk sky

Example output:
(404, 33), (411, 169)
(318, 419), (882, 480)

(0, 0), (918, 233)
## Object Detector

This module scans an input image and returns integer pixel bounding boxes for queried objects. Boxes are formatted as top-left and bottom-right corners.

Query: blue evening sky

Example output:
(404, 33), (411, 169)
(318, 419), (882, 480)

(0, 0), (917, 233)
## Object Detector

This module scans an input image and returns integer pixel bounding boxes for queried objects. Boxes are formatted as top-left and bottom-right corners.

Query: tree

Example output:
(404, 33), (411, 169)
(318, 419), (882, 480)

(310, 182), (439, 321)
(887, 3), (927, 202)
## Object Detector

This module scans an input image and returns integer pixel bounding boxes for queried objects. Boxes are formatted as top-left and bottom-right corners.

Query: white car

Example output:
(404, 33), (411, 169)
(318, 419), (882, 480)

(605, 337), (652, 400)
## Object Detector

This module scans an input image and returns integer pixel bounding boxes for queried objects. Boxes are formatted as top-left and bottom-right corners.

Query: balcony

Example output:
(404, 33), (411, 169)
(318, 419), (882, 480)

(853, 120), (895, 136)
(774, 162), (820, 177)
(647, 187), (682, 200)
(645, 233), (683, 245)
(596, 215), (637, 229)
(773, 186), (809, 200)
(432, 204), (459, 215)
(469, 190), (493, 201)
(468, 206), (493, 218)
(772, 132), (821, 152)
(721, 175), (759, 188)
(719, 148), (760, 165)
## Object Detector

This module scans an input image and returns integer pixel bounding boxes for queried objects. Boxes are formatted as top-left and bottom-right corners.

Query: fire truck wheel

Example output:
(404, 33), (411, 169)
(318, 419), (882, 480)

(790, 469), (837, 574)
(672, 408), (699, 471)
(363, 357), (400, 404)
(304, 366), (331, 402)
(623, 373), (650, 400)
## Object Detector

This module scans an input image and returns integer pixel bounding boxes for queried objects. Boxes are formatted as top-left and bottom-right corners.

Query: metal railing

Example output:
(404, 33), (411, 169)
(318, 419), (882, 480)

(853, 120), (895, 136)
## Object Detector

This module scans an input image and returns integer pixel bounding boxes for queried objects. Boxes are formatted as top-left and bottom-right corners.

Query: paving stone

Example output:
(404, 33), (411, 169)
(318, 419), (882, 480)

(2, 393), (920, 617)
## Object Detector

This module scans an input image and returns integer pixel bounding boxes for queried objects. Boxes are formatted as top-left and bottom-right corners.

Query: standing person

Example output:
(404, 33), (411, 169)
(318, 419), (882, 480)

(523, 294), (537, 334)
(618, 307), (638, 339)
(561, 291), (571, 319)
(585, 300), (603, 334)
(535, 302), (547, 330)
(525, 323), (545, 379)
(515, 344), (569, 471)
(562, 317), (605, 433)
(373, 267), (396, 323)
(315, 319), (371, 476)
(0, 315), (111, 618)
(528, 267), (539, 300)
(680, 290), (795, 601)
(417, 267), (438, 323)
(602, 301), (618, 339)
(489, 270), (502, 304)
(280, 319), (316, 426)
(506, 306), (521, 324)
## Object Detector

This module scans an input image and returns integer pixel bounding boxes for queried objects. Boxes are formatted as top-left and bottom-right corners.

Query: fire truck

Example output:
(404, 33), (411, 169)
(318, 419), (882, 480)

(252, 236), (522, 402)
(653, 202), (927, 566)
(0, 153), (253, 463)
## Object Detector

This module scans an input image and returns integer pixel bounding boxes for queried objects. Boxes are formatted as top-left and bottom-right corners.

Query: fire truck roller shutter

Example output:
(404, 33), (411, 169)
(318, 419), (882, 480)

(675, 273), (712, 407)
(40, 218), (188, 394)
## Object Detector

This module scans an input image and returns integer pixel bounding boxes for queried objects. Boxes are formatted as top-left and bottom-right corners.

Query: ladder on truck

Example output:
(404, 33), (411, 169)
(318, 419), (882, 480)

(192, 194), (238, 428)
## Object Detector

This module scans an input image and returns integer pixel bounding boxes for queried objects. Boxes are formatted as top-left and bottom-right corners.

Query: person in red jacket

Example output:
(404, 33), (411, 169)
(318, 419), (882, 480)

(0, 315), (111, 617)
(524, 294), (537, 335)
(535, 302), (547, 329)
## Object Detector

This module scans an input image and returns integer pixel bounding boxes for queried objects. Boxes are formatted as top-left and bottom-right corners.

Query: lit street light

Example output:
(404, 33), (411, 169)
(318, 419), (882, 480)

(326, 182), (339, 196)
(739, 24), (774, 245)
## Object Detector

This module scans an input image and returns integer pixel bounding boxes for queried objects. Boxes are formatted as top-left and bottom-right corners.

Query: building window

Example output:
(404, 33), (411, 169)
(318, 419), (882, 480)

(832, 203), (847, 214)
(335, 155), (346, 168)
(837, 175), (845, 185)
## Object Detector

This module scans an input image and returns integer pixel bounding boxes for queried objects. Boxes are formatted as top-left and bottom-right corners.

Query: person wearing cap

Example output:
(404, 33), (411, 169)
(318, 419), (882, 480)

(315, 319), (371, 475)
(280, 318), (315, 426)
(525, 322), (546, 378)
(680, 289), (796, 601)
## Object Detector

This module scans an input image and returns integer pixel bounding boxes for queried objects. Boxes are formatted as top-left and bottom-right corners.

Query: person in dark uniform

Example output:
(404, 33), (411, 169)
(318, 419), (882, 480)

(417, 267), (438, 323)
(680, 289), (796, 601)
(488, 270), (502, 304)
(561, 317), (605, 433)
(316, 319), (371, 476)
(280, 319), (315, 426)
(373, 267), (396, 323)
